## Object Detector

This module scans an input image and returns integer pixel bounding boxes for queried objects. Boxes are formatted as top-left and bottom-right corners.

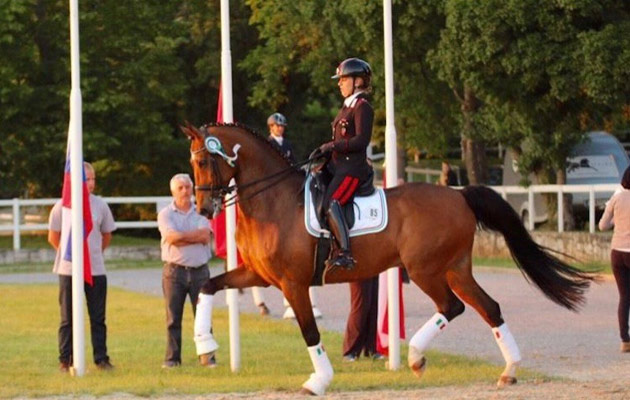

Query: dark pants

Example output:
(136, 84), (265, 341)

(58, 274), (109, 364)
(162, 263), (210, 363)
(612, 250), (630, 342)
(343, 277), (379, 357)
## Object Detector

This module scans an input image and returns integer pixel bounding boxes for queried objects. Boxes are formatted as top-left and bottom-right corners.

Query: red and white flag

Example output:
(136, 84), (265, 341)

(210, 82), (243, 265)
(376, 269), (405, 355)
(376, 170), (405, 354)
(60, 141), (94, 285)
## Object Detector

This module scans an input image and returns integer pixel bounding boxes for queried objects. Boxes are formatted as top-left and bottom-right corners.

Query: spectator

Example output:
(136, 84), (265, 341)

(158, 173), (214, 368)
(599, 165), (630, 353)
(48, 161), (116, 372)
(343, 277), (383, 361)
(438, 161), (458, 186)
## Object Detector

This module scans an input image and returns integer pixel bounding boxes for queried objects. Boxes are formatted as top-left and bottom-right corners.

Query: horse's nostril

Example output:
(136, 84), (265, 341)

(200, 208), (210, 217)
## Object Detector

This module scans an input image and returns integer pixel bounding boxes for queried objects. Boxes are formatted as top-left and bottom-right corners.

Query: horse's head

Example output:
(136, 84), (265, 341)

(181, 123), (241, 218)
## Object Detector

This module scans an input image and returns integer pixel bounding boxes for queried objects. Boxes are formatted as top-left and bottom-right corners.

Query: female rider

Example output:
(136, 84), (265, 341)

(318, 58), (374, 270)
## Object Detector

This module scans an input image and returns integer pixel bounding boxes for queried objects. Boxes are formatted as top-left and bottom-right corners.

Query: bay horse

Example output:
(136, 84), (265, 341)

(182, 123), (594, 395)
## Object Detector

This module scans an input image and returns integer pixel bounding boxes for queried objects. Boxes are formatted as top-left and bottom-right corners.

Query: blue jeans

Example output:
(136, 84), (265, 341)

(162, 263), (210, 363)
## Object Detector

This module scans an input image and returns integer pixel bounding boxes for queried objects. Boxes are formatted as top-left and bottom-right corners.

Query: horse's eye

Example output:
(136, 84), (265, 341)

(198, 159), (207, 167)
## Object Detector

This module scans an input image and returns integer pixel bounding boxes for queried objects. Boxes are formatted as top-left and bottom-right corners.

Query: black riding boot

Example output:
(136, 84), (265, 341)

(326, 200), (355, 270)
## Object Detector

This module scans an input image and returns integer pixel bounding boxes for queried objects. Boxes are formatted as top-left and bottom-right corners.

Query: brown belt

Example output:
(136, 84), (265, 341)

(164, 262), (206, 270)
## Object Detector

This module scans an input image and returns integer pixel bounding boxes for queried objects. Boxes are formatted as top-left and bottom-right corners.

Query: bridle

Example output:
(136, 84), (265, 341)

(191, 133), (324, 211)
(191, 146), (235, 200)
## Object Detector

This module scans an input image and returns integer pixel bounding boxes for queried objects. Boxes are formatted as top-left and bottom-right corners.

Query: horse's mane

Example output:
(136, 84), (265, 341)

(200, 122), (295, 167)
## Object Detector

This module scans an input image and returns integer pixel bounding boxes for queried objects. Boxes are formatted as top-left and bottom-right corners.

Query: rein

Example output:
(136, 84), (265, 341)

(194, 147), (325, 210)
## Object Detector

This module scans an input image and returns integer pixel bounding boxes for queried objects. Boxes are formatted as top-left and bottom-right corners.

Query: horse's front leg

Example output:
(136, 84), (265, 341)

(194, 268), (269, 361)
(284, 284), (333, 396)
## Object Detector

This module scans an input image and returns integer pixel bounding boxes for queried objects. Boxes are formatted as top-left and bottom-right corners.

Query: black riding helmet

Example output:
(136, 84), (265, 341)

(331, 58), (371, 89)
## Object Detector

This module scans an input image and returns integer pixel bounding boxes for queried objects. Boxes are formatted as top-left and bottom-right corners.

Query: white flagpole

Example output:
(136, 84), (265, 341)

(383, 0), (401, 371)
(220, 0), (240, 372)
(68, 0), (86, 377)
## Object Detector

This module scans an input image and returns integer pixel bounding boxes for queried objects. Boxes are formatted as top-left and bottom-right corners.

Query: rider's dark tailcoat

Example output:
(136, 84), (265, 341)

(325, 92), (373, 205)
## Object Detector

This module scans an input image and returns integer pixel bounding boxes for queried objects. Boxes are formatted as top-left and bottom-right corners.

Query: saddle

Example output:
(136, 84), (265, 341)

(307, 169), (389, 285)
(310, 169), (375, 230)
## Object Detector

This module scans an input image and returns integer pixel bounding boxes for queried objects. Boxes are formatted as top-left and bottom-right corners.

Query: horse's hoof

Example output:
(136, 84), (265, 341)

(410, 356), (427, 379)
(497, 375), (517, 387)
(199, 352), (216, 367)
(299, 387), (317, 396)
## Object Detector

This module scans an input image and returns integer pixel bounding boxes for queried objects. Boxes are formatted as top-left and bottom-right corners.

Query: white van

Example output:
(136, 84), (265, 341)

(502, 131), (629, 228)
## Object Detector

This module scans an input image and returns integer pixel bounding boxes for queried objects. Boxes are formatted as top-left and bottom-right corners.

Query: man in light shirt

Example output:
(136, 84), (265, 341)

(48, 162), (116, 372)
(158, 173), (214, 368)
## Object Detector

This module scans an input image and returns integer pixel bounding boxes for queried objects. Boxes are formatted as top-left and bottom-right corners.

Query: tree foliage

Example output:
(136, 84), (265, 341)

(1, 1), (630, 198)
(431, 0), (630, 184)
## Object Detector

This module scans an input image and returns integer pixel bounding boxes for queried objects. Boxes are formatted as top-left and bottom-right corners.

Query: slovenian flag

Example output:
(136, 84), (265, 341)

(60, 143), (94, 286)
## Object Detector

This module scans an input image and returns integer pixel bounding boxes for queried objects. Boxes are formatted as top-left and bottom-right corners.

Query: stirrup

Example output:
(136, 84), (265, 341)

(325, 253), (355, 270)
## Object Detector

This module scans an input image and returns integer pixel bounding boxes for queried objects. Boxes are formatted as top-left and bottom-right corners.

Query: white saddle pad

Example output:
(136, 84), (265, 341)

(304, 176), (388, 238)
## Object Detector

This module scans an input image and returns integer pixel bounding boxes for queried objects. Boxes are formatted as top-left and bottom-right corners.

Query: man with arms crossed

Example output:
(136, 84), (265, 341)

(158, 173), (214, 368)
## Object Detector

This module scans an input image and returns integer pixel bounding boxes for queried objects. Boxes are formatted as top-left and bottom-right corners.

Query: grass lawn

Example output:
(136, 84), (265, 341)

(0, 233), (159, 249)
(0, 285), (543, 397)
(0, 258), (225, 274)
(473, 257), (610, 275)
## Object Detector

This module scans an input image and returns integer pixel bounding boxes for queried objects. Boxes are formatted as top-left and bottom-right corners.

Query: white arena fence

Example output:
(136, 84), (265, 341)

(0, 196), (172, 250)
(0, 182), (620, 250)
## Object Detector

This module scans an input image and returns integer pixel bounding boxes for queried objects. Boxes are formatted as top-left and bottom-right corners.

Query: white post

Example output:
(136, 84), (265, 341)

(557, 189), (564, 233)
(220, 0), (240, 372)
(12, 198), (20, 250)
(589, 187), (595, 234)
(527, 188), (534, 231)
(68, 0), (86, 377)
(383, 0), (400, 371)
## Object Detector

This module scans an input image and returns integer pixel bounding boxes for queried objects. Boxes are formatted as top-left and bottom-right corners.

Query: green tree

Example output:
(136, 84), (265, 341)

(0, 1), (202, 198)
(242, 0), (458, 164)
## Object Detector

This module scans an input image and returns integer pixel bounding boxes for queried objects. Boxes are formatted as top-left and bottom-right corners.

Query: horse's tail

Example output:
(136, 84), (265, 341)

(460, 185), (595, 311)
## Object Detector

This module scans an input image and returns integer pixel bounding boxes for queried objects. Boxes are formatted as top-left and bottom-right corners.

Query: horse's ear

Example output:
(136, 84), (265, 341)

(180, 121), (200, 141)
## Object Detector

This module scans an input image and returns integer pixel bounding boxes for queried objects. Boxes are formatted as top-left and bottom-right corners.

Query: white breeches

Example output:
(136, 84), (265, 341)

(283, 287), (319, 307)
(252, 286), (266, 306)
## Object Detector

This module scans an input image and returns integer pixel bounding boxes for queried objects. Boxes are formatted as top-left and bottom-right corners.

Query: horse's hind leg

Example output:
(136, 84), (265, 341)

(448, 263), (521, 386)
(407, 272), (465, 379)
(194, 268), (270, 361)
(283, 282), (333, 396)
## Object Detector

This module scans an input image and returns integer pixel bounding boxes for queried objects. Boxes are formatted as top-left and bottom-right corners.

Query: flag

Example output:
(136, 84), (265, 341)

(376, 168), (405, 355)
(60, 142), (93, 286)
(210, 82), (243, 265)
(376, 269), (405, 355)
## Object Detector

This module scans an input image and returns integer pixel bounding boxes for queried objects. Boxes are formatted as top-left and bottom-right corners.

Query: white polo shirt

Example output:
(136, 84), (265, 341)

(157, 201), (212, 267)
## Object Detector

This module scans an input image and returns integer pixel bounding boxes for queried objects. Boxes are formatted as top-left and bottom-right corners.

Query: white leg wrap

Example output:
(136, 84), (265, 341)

(492, 322), (521, 377)
(302, 342), (334, 396)
(408, 313), (448, 366)
(252, 286), (265, 306)
(194, 293), (219, 356)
